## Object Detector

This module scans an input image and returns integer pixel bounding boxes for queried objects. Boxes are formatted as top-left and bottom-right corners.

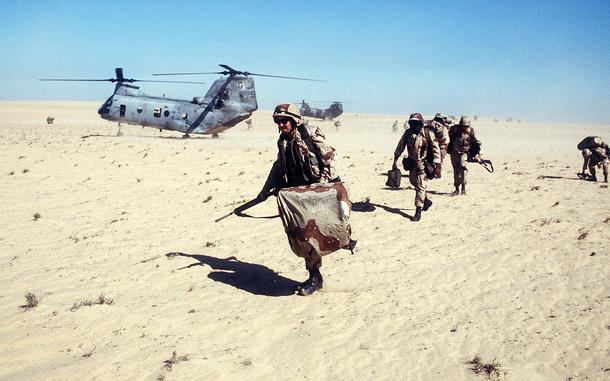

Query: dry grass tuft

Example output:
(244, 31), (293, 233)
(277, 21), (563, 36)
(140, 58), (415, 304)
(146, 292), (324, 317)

(466, 355), (507, 380)
(70, 294), (114, 311)
(20, 292), (39, 310)
(163, 351), (190, 371)
(33, 212), (41, 220)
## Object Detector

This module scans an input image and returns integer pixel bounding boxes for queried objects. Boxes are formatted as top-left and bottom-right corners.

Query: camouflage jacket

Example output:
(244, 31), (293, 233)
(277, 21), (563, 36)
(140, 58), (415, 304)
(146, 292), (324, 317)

(262, 125), (339, 193)
(448, 125), (481, 156)
(394, 127), (441, 171)
(427, 120), (450, 148)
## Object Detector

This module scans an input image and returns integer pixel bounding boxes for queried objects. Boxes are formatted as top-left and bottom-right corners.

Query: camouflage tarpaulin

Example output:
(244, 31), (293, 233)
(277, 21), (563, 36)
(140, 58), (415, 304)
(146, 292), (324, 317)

(277, 182), (352, 258)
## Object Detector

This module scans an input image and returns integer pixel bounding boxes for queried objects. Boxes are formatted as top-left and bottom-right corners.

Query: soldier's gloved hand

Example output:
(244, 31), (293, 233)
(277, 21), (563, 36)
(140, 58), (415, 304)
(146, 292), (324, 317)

(392, 161), (398, 170)
(434, 163), (442, 178)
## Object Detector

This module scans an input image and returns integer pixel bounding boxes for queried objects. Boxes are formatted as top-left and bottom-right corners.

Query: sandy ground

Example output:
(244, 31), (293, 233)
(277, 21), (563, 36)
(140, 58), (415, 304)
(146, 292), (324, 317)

(0, 101), (608, 381)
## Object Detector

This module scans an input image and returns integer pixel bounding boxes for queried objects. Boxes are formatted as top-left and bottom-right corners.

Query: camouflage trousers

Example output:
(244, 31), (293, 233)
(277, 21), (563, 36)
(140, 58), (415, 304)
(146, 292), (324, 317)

(589, 158), (609, 177)
(408, 169), (428, 208)
(450, 152), (468, 187)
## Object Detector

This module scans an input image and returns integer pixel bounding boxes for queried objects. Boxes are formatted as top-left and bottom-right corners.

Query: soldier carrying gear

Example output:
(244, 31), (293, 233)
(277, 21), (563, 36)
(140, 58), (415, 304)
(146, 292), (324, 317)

(448, 116), (481, 196)
(258, 103), (354, 296)
(427, 112), (451, 170)
(578, 136), (609, 183)
(392, 112), (441, 222)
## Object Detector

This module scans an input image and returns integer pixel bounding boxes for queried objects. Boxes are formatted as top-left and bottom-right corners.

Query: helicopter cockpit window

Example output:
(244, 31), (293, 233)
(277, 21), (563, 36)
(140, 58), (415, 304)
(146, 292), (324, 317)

(137, 107), (143, 114)
(153, 108), (161, 118)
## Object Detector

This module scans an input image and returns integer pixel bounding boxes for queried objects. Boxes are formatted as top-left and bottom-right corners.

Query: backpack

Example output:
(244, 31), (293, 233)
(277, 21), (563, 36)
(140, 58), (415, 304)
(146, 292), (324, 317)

(297, 124), (326, 178)
(577, 136), (605, 151)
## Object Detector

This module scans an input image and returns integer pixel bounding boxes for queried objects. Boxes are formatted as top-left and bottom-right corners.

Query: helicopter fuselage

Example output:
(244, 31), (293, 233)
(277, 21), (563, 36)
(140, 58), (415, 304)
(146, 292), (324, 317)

(98, 76), (257, 135)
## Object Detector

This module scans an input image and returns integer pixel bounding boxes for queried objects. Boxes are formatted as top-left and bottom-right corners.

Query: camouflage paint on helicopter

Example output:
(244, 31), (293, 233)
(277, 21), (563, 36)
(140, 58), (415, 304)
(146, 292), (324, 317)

(41, 65), (323, 137)
(299, 100), (343, 121)
(98, 74), (257, 135)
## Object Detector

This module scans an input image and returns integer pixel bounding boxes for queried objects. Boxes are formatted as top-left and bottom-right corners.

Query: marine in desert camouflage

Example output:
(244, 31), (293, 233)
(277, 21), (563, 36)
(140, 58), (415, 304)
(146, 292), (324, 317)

(258, 103), (354, 296)
(392, 112), (441, 221)
(579, 136), (609, 183)
(448, 116), (481, 195)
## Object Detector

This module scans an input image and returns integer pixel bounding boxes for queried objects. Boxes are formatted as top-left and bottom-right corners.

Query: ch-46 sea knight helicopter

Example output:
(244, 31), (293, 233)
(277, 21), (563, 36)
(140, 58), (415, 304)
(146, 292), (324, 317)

(40, 65), (323, 138)
(299, 100), (343, 121)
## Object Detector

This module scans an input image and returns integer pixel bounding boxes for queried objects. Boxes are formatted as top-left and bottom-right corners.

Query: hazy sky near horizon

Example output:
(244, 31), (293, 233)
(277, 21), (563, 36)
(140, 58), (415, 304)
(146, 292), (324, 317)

(1, 0), (608, 123)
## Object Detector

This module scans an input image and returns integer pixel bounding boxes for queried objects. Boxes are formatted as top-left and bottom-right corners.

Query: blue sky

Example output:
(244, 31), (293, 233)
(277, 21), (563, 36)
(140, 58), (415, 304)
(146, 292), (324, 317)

(1, 0), (608, 123)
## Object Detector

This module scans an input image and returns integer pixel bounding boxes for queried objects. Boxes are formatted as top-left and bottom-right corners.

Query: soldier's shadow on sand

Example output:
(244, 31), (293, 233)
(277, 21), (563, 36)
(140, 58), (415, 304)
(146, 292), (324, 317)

(167, 252), (299, 297)
(352, 201), (414, 220)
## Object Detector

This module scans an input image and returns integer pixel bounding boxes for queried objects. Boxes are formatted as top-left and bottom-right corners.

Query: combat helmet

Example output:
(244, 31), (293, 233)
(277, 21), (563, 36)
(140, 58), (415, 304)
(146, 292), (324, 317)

(434, 112), (446, 121)
(408, 112), (424, 123)
(459, 116), (472, 127)
(273, 103), (302, 124)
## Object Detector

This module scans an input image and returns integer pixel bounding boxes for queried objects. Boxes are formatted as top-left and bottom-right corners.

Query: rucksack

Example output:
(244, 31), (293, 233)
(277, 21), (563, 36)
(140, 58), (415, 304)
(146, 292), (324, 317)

(577, 136), (605, 151)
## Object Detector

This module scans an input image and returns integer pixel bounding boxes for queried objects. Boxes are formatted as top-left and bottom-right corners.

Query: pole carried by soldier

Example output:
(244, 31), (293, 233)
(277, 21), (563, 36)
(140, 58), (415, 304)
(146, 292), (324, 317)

(256, 103), (355, 296)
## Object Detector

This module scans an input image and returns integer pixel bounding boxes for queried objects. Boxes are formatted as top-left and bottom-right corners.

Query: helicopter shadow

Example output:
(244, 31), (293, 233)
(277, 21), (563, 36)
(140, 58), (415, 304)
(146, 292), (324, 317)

(167, 252), (299, 297)
(80, 133), (211, 140)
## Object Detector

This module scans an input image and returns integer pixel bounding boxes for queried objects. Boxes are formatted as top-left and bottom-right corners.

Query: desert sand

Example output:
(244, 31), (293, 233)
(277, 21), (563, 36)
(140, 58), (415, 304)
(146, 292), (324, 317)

(0, 101), (608, 380)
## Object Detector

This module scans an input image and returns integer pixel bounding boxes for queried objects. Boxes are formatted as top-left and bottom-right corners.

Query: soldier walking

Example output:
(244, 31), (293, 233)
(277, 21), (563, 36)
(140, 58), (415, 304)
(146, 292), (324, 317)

(427, 113), (451, 173)
(258, 103), (352, 296)
(448, 116), (481, 196)
(392, 112), (441, 221)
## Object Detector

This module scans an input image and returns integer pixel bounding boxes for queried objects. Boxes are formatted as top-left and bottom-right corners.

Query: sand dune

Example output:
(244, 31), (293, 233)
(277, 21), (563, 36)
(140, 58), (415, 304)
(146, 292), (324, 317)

(0, 102), (608, 380)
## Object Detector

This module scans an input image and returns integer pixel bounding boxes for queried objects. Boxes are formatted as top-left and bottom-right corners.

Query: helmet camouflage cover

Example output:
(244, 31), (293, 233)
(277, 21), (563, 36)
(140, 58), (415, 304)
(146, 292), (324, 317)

(273, 103), (302, 124)
(459, 116), (472, 127)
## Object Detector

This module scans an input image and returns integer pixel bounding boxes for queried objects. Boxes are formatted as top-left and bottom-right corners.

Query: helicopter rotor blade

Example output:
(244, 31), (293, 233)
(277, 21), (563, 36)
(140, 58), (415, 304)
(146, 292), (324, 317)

(152, 72), (222, 76)
(246, 72), (326, 82)
(134, 79), (206, 85)
(153, 64), (326, 82)
(39, 78), (115, 82)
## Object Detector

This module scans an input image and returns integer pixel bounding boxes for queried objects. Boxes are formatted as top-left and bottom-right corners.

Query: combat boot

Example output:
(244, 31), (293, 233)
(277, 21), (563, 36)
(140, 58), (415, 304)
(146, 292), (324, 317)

(587, 175), (597, 182)
(461, 185), (467, 195)
(413, 206), (422, 221)
(422, 198), (433, 211)
(451, 187), (460, 196)
(604, 174), (608, 183)
(298, 269), (323, 296)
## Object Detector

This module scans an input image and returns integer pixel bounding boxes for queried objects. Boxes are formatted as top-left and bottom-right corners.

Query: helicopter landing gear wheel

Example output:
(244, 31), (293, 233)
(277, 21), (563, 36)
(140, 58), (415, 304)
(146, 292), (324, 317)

(182, 133), (191, 139)
(212, 133), (219, 139)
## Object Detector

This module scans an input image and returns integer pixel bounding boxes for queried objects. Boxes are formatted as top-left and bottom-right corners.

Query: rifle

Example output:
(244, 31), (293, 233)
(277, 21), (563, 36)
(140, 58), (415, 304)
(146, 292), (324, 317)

(214, 192), (272, 223)
(467, 157), (494, 173)
(479, 159), (494, 173)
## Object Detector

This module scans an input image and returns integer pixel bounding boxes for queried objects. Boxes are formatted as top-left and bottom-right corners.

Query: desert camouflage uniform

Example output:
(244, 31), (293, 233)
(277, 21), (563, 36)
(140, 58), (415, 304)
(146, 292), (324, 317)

(262, 124), (339, 192)
(427, 119), (450, 163)
(394, 127), (441, 208)
(582, 147), (609, 180)
(449, 122), (480, 190)
(261, 124), (341, 270)
(277, 182), (351, 271)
